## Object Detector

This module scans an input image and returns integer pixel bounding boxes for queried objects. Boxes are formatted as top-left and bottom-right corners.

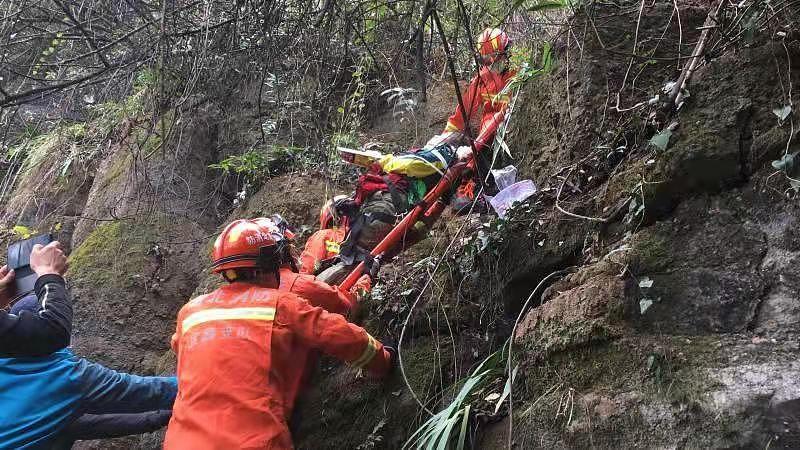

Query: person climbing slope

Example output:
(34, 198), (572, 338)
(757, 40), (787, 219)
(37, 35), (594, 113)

(442, 27), (516, 211)
(252, 216), (373, 429)
(299, 196), (349, 275)
(165, 219), (395, 449)
(257, 215), (371, 316)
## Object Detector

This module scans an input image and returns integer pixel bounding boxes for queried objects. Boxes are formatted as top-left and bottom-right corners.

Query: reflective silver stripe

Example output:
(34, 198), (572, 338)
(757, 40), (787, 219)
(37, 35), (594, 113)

(182, 307), (276, 333)
(352, 334), (379, 369)
(38, 285), (50, 317)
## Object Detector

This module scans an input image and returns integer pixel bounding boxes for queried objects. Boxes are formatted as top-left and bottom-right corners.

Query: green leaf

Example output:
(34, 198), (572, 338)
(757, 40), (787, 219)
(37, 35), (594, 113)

(493, 365), (518, 415)
(772, 152), (796, 171)
(773, 105), (793, 122)
(649, 129), (672, 151)
(640, 298), (653, 314)
(456, 405), (470, 450)
(435, 412), (462, 450)
(12, 225), (34, 239)
(522, 0), (568, 13)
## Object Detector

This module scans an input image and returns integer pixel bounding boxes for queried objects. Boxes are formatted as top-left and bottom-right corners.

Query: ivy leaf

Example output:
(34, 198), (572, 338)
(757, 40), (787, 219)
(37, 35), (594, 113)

(772, 105), (792, 122)
(772, 152), (797, 172)
(649, 129), (672, 151)
(639, 298), (654, 315)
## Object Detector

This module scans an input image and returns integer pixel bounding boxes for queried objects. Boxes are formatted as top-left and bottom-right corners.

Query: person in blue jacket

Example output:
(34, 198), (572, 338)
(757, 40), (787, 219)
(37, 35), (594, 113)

(6, 294), (176, 449)
(0, 347), (178, 449)
(0, 241), (177, 449)
(0, 241), (73, 357)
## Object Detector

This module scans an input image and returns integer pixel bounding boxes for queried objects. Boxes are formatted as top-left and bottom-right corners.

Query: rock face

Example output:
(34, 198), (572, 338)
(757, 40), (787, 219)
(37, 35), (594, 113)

(482, 2), (800, 448)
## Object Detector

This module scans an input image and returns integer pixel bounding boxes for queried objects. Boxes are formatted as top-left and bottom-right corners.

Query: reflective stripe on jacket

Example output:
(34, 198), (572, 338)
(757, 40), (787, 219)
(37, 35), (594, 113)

(165, 282), (390, 450)
(299, 227), (346, 275)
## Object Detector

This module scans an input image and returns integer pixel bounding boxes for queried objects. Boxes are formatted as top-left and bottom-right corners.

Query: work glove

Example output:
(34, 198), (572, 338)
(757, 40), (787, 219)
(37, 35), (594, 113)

(353, 274), (371, 303)
(456, 145), (473, 161)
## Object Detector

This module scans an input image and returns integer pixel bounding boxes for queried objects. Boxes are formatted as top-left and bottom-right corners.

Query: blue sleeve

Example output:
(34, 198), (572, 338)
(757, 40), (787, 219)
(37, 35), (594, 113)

(77, 358), (177, 414)
(62, 410), (172, 441)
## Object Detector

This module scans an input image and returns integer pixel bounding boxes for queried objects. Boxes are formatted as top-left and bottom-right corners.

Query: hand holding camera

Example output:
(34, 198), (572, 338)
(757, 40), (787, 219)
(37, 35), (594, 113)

(30, 241), (67, 277)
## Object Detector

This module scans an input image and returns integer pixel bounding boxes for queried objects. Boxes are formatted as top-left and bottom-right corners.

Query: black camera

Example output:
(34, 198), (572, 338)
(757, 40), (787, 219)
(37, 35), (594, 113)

(7, 234), (53, 296)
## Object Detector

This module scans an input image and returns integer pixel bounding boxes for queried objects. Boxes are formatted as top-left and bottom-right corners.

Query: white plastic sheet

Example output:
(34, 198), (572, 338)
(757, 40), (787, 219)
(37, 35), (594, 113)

(489, 179), (537, 218)
(490, 165), (518, 191)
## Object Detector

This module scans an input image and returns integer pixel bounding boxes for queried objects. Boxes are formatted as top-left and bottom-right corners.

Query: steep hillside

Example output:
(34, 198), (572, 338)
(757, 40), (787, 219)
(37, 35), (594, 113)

(0, 1), (797, 449)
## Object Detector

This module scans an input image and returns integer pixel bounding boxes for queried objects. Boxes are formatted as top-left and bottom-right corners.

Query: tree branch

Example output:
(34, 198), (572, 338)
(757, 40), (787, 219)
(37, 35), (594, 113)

(54, 0), (111, 68)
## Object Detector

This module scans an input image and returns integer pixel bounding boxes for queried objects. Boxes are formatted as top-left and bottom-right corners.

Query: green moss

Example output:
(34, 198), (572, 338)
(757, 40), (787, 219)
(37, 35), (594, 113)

(515, 335), (727, 434)
(99, 153), (132, 190)
(67, 220), (158, 287)
(630, 231), (672, 272)
(294, 337), (450, 450)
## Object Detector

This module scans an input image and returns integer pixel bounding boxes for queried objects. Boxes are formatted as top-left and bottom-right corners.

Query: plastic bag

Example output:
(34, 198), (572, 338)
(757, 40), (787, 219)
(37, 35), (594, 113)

(489, 180), (537, 218)
(490, 165), (517, 191)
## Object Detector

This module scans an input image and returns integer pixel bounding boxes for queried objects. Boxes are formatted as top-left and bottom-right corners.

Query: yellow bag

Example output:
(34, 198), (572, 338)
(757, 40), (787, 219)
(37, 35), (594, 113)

(378, 145), (456, 178)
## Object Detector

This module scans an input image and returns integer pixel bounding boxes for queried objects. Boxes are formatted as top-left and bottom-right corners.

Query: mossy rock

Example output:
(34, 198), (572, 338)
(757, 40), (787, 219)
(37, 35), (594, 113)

(68, 220), (155, 287)
(484, 334), (786, 449)
(68, 215), (206, 374)
(294, 337), (455, 450)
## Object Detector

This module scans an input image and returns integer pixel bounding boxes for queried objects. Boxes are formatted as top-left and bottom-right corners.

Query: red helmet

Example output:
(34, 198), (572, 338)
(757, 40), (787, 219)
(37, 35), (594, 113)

(477, 28), (510, 64)
(319, 195), (348, 229)
(211, 219), (280, 273)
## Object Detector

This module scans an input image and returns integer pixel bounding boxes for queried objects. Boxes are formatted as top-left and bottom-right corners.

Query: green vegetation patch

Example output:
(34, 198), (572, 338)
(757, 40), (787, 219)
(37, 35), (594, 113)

(68, 219), (159, 288)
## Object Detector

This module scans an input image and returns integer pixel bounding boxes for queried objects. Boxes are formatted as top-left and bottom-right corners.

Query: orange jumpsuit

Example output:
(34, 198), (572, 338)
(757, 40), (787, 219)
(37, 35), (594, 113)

(299, 227), (346, 275)
(278, 267), (369, 315)
(444, 66), (516, 150)
(278, 267), (372, 407)
(165, 282), (391, 450)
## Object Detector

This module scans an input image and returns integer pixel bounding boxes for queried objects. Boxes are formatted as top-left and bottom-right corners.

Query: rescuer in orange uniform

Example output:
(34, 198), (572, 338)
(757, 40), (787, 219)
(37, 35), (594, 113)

(249, 216), (373, 417)
(444, 28), (516, 210)
(254, 215), (369, 316)
(164, 219), (395, 449)
(299, 196), (348, 275)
